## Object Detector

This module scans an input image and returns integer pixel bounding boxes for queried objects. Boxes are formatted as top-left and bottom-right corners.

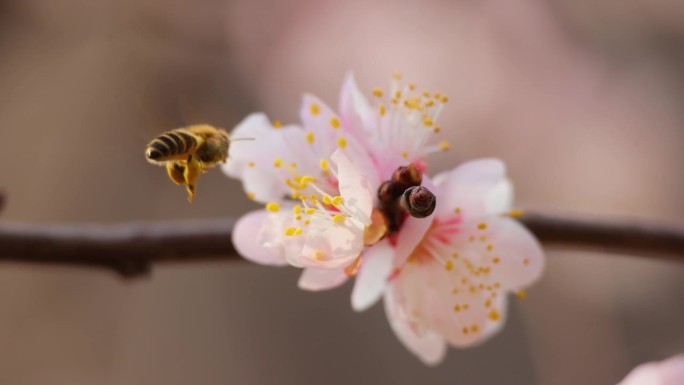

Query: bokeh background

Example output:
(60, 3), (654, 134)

(0, 0), (683, 384)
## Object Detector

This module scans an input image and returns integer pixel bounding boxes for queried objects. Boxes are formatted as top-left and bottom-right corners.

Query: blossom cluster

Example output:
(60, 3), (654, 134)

(222, 73), (545, 365)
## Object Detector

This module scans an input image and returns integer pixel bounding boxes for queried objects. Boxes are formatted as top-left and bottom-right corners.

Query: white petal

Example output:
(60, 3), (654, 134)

(619, 355), (684, 385)
(300, 94), (340, 157)
(338, 72), (375, 140)
(351, 241), (393, 312)
(434, 159), (511, 220)
(232, 210), (287, 266)
(298, 267), (349, 291)
(332, 148), (375, 223)
(384, 288), (447, 366)
(462, 216), (545, 291)
(292, 218), (365, 269)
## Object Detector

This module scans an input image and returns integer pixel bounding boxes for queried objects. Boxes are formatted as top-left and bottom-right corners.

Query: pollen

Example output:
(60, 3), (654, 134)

(305, 207), (316, 215)
(453, 304), (462, 312)
(444, 260), (454, 271)
(454, 207), (461, 214)
(488, 309), (501, 321)
(470, 324), (479, 333)
(293, 205), (302, 214)
(462, 327), (469, 335)
(310, 103), (320, 115)
(372, 88), (383, 97)
(478, 223), (488, 230)
(266, 202), (280, 213)
(337, 137), (347, 148)
(247, 192), (255, 200)
(294, 227), (303, 235)
(402, 151), (409, 159)
(319, 159), (329, 171)
(273, 158), (282, 167)
(440, 95), (449, 103)
(492, 257), (501, 264)
(322, 195), (332, 205)
(330, 117), (340, 129)
(332, 196), (344, 206)
(486, 244), (494, 252)
(284, 227), (297, 236)
(306, 131), (315, 144)
(433, 126), (441, 134)
(272, 120), (282, 128)
(423, 117), (433, 127)
(332, 214), (345, 224)
(248, 161), (255, 167)
(523, 258), (530, 265)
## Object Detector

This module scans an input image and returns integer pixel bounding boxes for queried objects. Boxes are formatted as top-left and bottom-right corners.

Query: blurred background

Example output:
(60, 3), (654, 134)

(0, 0), (683, 383)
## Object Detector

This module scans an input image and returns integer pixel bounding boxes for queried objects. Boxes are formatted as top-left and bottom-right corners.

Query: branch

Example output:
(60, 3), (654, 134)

(0, 211), (682, 278)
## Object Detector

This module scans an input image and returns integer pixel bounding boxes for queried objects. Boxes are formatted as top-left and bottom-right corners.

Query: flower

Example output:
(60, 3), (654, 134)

(224, 73), (545, 365)
(618, 355), (684, 385)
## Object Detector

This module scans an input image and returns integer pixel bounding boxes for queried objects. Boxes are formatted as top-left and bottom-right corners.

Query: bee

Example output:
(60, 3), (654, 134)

(145, 124), (247, 202)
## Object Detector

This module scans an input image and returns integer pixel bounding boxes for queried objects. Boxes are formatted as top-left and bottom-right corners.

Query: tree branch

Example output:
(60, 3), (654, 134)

(0, 211), (682, 279)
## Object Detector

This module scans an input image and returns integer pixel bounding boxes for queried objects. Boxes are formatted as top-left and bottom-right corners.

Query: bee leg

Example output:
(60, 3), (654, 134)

(166, 163), (186, 185)
(183, 156), (202, 202)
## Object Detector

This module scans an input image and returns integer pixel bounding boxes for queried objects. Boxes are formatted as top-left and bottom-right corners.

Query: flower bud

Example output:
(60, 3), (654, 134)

(391, 164), (422, 189)
(377, 180), (403, 203)
(401, 186), (436, 218)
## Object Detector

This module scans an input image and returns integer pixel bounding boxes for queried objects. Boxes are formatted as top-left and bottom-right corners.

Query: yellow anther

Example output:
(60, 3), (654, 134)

(392, 71), (402, 80)
(310, 195), (318, 204)
(273, 158), (282, 167)
(507, 209), (524, 218)
(394, 90), (402, 99)
(492, 256), (501, 264)
(452, 252), (459, 258)
(248, 161), (255, 167)
(247, 192), (255, 200)
(488, 309), (501, 321)
(286, 179), (301, 190)
(422, 91), (430, 98)
(337, 137), (347, 148)
(284, 227), (297, 236)
(462, 327), (469, 335)
(444, 260), (454, 271)
(372, 88), (383, 98)
(426, 99), (435, 107)
(485, 299), (492, 308)
(266, 202), (280, 213)
(322, 195), (332, 205)
(331, 196), (344, 206)
(439, 140), (451, 151)
(319, 159), (329, 171)
(379, 104), (386, 117)
(306, 131), (315, 144)
(486, 244), (493, 252)
(453, 304), (461, 312)
(305, 208), (316, 215)
(299, 175), (315, 186)
(294, 227), (303, 235)
(478, 222), (488, 230)
(523, 258), (530, 265)
(330, 117), (340, 129)
(402, 151), (409, 159)
(470, 324), (479, 333)
(304, 219), (311, 225)
(423, 117), (433, 127)
(332, 214), (345, 224)
(273, 120), (282, 128)
(440, 95), (449, 103)
(310, 103), (320, 115)
(295, 215), (302, 220)
(408, 82), (416, 91)
(290, 162), (297, 169)
(516, 290), (527, 300)
(454, 207), (461, 214)
(293, 205), (302, 214)
(433, 126), (441, 133)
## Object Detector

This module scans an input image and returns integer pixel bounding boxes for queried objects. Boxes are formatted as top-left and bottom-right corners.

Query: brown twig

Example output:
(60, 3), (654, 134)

(0, 211), (682, 278)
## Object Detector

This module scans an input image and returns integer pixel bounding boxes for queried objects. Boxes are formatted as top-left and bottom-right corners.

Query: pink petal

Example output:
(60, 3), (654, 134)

(433, 159), (512, 220)
(338, 72), (375, 141)
(619, 355), (684, 385)
(233, 210), (287, 266)
(384, 288), (447, 365)
(298, 267), (349, 291)
(351, 241), (393, 312)
(300, 94), (340, 158)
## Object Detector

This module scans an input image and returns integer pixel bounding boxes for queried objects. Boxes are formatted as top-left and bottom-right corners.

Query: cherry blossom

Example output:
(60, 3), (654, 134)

(618, 355), (684, 385)
(224, 73), (545, 365)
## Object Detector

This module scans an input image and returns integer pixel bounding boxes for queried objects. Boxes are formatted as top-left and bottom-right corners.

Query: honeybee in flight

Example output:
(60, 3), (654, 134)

(145, 124), (249, 202)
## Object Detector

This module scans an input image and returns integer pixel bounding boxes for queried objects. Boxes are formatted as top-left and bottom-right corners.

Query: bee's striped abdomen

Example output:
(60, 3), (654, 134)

(146, 130), (198, 162)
